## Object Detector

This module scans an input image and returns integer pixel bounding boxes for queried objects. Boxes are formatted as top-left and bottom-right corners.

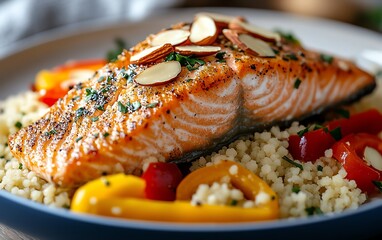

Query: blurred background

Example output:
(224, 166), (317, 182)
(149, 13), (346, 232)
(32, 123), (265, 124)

(0, 0), (381, 58)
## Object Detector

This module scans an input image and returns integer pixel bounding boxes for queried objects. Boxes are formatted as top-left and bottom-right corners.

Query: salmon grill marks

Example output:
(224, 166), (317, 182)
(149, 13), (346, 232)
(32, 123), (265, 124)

(8, 13), (375, 187)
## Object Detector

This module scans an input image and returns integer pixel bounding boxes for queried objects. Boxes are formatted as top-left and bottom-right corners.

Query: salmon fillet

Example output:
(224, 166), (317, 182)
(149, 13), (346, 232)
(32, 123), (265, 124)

(9, 17), (375, 187)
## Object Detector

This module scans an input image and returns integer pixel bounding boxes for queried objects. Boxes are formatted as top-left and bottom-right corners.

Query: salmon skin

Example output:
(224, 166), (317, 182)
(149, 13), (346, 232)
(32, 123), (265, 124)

(9, 18), (375, 187)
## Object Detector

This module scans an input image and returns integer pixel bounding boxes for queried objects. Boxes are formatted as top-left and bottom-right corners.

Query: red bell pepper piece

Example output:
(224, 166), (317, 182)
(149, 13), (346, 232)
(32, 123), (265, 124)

(141, 162), (183, 201)
(332, 133), (382, 194)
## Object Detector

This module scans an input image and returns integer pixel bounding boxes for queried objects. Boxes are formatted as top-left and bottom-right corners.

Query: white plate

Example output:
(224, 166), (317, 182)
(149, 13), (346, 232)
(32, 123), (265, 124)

(0, 8), (382, 240)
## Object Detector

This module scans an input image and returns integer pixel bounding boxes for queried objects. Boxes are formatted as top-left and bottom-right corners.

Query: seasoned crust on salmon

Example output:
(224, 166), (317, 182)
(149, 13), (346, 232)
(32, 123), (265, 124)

(9, 15), (375, 187)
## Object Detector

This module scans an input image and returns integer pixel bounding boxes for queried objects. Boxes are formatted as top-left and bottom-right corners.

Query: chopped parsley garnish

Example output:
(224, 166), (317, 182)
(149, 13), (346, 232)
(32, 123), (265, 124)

(320, 54), (333, 64)
(118, 101), (141, 114)
(91, 116), (99, 122)
(282, 156), (303, 170)
(317, 165), (324, 172)
(120, 67), (136, 83)
(275, 30), (300, 44)
(283, 53), (298, 61)
(118, 101), (128, 114)
(14, 121), (22, 129)
(72, 96), (80, 101)
(230, 199), (238, 206)
(297, 127), (309, 137)
(106, 38), (126, 62)
(329, 127), (342, 141)
(45, 129), (57, 136)
(215, 51), (226, 62)
(185, 78), (193, 83)
(305, 206), (323, 216)
(313, 124), (325, 130)
(75, 136), (83, 142)
(335, 108), (350, 119)
(96, 105), (105, 111)
(102, 178), (111, 187)
(18, 163), (23, 170)
(165, 52), (205, 71)
(131, 101), (141, 111)
(146, 102), (159, 108)
(75, 107), (88, 118)
(292, 186), (300, 194)
(85, 88), (99, 102)
(373, 181), (382, 192)
(294, 78), (302, 89)
(103, 132), (110, 138)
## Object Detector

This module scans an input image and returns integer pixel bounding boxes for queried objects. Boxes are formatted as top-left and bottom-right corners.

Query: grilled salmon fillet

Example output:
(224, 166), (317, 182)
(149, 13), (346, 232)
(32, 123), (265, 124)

(9, 14), (375, 187)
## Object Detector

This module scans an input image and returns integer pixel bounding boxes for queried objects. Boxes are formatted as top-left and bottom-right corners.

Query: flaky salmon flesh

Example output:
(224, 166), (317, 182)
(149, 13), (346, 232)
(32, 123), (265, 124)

(9, 15), (375, 187)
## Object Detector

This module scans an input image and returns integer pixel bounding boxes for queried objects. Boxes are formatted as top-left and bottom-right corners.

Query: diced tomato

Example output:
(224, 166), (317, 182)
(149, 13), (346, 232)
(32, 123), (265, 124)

(332, 133), (382, 194)
(288, 109), (382, 162)
(141, 162), (183, 201)
(288, 128), (336, 162)
(327, 109), (382, 137)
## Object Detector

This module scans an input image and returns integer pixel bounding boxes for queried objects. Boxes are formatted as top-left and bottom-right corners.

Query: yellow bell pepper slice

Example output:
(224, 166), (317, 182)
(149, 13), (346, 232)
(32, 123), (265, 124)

(71, 161), (279, 222)
(71, 174), (145, 213)
(88, 198), (277, 222)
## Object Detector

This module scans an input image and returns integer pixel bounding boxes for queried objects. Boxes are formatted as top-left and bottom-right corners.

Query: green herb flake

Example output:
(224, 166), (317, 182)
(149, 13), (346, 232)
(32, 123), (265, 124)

(146, 102), (159, 108)
(372, 181), (382, 192)
(297, 127), (309, 137)
(75, 107), (88, 118)
(72, 96), (80, 101)
(165, 52), (205, 71)
(275, 30), (300, 44)
(96, 105), (105, 111)
(283, 53), (298, 61)
(335, 108), (350, 119)
(131, 101), (141, 111)
(45, 129), (57, 136)
(185, 78), (193, 83)
(106, 38), (126, 62)
(85, 88), (99, 102)
(282, 156), (303, 170)
(14, 121), (22, 129)
(320, 54), (333, 64)
(305, 206), (323, 216)
(102, 178), (111, 187)
(75, 136), (83, 142)
(329, 127), (342, 141)
(317, 165), (324, 172)
(18, 163), (23, 170)
(294, 78), (302, 89)
(313, 124), (325, 130)
(103, 132), (110, 138)
(118, 101), (128, 114)
(230, 199), (238, 206)
(215, 51), (226, 62)
(91, 116), (99, 122)
(292, 186), (300, 194)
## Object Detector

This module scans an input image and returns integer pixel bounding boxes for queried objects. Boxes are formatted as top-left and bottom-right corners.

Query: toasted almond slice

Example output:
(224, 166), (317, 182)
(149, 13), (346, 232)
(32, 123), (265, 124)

(229, 19), (280, 43)
(135, 61), (181, 86)
(175, 45), (221, 56)
(130, 44), (174, 64)
(195, 12), (246, 28)
(223, 29), (275, 57)
(364, 146), (382, 171)
(150, 29), (191, 47)
(189, 15), (218, 45)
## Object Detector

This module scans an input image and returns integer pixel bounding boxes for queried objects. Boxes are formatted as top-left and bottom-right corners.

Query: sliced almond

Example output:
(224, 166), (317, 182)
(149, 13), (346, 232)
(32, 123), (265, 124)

(189, 15), (218, 45)
(150, 29), (190, 47)
(229, 19), (280, 43)
(195, 12), (246, 29)
(134, 61), (181, 86)
(223, 29), (275, 57)
(130, 44), (173, 64)
(175, 45), (221, 56)
(364, 146), (382, 171)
